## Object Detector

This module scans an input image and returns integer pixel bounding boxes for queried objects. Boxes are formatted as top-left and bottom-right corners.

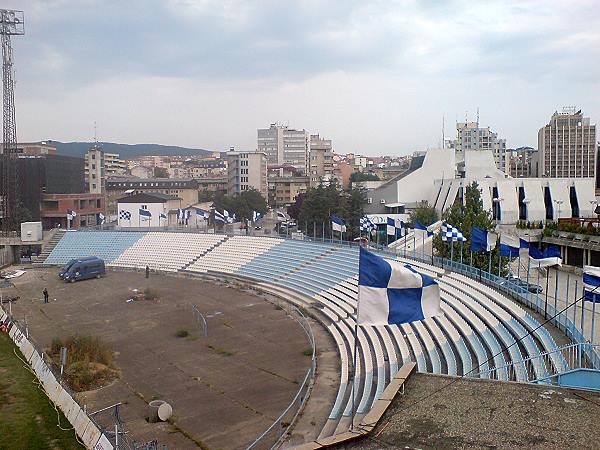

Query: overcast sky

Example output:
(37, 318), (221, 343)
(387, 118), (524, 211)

(7, 0), (600, 155)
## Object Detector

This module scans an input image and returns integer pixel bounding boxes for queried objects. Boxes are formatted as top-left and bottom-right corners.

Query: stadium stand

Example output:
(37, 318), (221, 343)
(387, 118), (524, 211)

(42, 231), (568, 437)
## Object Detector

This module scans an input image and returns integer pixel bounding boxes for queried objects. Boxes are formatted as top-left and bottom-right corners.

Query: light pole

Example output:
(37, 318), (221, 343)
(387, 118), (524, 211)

(553, 199), (564, 222)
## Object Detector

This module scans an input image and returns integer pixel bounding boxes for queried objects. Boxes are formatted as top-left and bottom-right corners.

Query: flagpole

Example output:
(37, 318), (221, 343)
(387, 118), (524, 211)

(449, 240), (454, 270)
(537, 261), (542, 314)
(488, 251), (492, 274)
(470, 250), (473, 267)
(322, 221), (325, 242)
(565, 273), (570, 331)
(498, 254), (502, 278)
(403, 231), (407, 258)
(591, 297), (596, 342)
(459, 240), (464, 266)
(580, 280), (585, 332)
(554, 268), (559, 320)
(351, 320), (358, 430)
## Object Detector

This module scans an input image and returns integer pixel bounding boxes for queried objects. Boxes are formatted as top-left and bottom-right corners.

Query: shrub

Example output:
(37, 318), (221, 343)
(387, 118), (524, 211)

(143, 288), (158, 300)
(176, 329), (189, 338)
(49, 335), (117, 391)
(302, 348), (313, 357)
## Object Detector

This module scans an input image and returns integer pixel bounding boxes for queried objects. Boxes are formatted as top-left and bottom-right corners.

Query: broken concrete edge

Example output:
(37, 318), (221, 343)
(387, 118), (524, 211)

(288, 362), (417, 450)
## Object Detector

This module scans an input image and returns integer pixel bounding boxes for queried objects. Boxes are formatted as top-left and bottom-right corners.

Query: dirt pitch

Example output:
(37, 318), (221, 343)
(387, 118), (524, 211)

(5, 267), (315, 449)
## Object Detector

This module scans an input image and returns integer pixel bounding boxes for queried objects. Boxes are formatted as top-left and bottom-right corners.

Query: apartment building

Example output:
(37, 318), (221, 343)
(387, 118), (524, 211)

(226, 150), (267, 198)
(309, 134), (334, 186)
(85, 145), (126, 193)
(258, 123), (310, 174)
(536, 108), (596, 178)
(453, 122), (507, 171)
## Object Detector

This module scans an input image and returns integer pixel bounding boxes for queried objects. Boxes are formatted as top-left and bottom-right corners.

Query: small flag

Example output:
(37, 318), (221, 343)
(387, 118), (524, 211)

(470, 227), (497, 252)
(583, 266), (600, 303)
(67, 208), (77, 220)
(139, 208), (152, 219)
(529, 245), (562, 267)
(360, 216), (375, 232)
(253, 210), (263, 222)
(277, 211), (287, 221)
(214, 210), (226, 224)
(119, 210), (131, 220)
(499, 234), (520, 257)
(357, 247), (441, 325)
(160, 213), (167, 220)
(331, 214), (347, 233)
(98, 212), (105, 225)
(196, 209), (207, 219)
(441, 223), (466, 242)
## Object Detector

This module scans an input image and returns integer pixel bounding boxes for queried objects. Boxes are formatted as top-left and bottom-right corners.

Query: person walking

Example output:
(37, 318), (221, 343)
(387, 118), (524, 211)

(145, 265), (150, 279)
(43, 288), (49, 304)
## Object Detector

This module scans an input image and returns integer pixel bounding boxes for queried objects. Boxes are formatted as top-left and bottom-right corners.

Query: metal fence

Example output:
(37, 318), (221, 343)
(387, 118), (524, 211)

(245, 305), (317, 450)
(474, 342), (600, 383)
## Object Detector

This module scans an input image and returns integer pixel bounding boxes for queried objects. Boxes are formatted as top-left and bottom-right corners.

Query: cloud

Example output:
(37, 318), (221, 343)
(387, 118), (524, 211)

(8, 0), (600, 153)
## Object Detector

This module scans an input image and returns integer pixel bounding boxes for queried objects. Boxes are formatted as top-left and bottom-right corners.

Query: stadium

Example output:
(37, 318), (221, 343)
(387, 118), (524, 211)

(2, 228), (600, 450)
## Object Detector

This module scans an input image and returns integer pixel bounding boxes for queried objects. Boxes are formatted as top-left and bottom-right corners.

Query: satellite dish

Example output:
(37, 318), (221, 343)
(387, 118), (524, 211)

(158, 402), (173, 421)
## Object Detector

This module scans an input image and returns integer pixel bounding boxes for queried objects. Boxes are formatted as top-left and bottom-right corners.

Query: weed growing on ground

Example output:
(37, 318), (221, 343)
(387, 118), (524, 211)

(176, 329), (189, 338)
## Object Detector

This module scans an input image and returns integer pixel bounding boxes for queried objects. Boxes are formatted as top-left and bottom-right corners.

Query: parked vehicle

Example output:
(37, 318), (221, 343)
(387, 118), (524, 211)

(59, 256), (99, 279)
(63, 258), (106, 283)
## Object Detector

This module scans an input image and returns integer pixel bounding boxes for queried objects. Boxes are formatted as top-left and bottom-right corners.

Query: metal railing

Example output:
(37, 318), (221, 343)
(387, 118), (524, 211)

(245, 305), (317, 450)
(191, 304), (208, 337)
(473, 342), (600, 383)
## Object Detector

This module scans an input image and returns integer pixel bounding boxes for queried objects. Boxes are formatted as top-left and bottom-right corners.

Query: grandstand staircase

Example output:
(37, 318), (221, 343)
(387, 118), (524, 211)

(33, 229), (66, 266)
(180, 236), (230, 271)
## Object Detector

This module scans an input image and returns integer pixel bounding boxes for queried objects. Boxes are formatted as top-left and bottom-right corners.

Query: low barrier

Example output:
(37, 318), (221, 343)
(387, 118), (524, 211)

(0, 305), (113, 450)
(245, 305), (317, 450)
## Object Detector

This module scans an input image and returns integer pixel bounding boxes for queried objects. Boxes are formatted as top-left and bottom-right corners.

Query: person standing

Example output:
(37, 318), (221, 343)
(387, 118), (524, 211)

(43, 288), (49, 304)
(145, 265), (150, 279)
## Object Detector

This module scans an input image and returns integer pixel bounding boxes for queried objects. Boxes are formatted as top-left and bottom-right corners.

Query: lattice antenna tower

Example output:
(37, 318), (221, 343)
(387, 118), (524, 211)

(0, 9), (24, 232)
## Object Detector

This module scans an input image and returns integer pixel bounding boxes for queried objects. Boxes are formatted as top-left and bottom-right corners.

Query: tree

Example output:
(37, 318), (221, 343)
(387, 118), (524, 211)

(287, 192), (306, 221)
(154, 167), (169, 178)
(409, 201), (438, 226)
(433, 181), (508, 274)
(211, 189), (267, 222)
(295, 179), (366, 240)
(349, 172), (380, 184)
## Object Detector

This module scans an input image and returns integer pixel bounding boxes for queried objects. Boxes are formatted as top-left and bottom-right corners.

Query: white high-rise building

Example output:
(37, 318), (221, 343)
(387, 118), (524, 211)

(85, 146), (125, 194)
(453, 122), (507, 172)
(257, 123), (310, 174)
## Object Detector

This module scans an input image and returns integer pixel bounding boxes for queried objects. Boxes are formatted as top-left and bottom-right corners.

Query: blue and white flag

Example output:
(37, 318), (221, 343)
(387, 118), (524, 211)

(160, 213), (167, 220)
(331, 214), (347, 233)
(529, 245), (562, 267)
(119, 210), (131, 221)
(441, 223), (466, 242)
(276, 211), (287, 221)
(186, 209), (191, 220)
(519, 238), (530, 249)
(139, 208), (152, 220)
(357, 247), (441, 325)
(413, 221), (434, 237)
(196, 209), (207, 220)
(499, 234), (520, 257)
(252, 210), (263, 222)
(223, 209), (235, 224)
(214, 210), (226, 224)
(470, 227), (497, 252)
(583, 266), (600, 303)
(98, 212), (105, 225)
(360, 216), (375, 232)
(67, 208), (77, 220)
(387, 218), (404, 236)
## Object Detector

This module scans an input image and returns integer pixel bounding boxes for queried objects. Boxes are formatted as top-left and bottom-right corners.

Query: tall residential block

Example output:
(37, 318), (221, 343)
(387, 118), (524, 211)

(257, 123), (310, 174)
(453, 122), (507, 172)
(537, 108), (596, 178)
(226, 149), (267, 198)
(85, 145), (125, 193)
(309, 134), (334, 186)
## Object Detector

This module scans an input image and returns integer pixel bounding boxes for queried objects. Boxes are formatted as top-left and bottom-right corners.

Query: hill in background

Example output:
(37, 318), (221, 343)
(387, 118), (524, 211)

(47, 141), (214, 159)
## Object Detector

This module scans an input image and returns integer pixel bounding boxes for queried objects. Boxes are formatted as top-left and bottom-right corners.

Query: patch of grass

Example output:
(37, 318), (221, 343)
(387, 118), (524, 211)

(49, 335), (118, 392)
(0, 333), (83, 448)
(176, 329), (189, 338)
(186, 335), (199, 342)
(143, 288), (159, 300)
(302, 348), (313, 357)
(206, 344), (234, 357)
